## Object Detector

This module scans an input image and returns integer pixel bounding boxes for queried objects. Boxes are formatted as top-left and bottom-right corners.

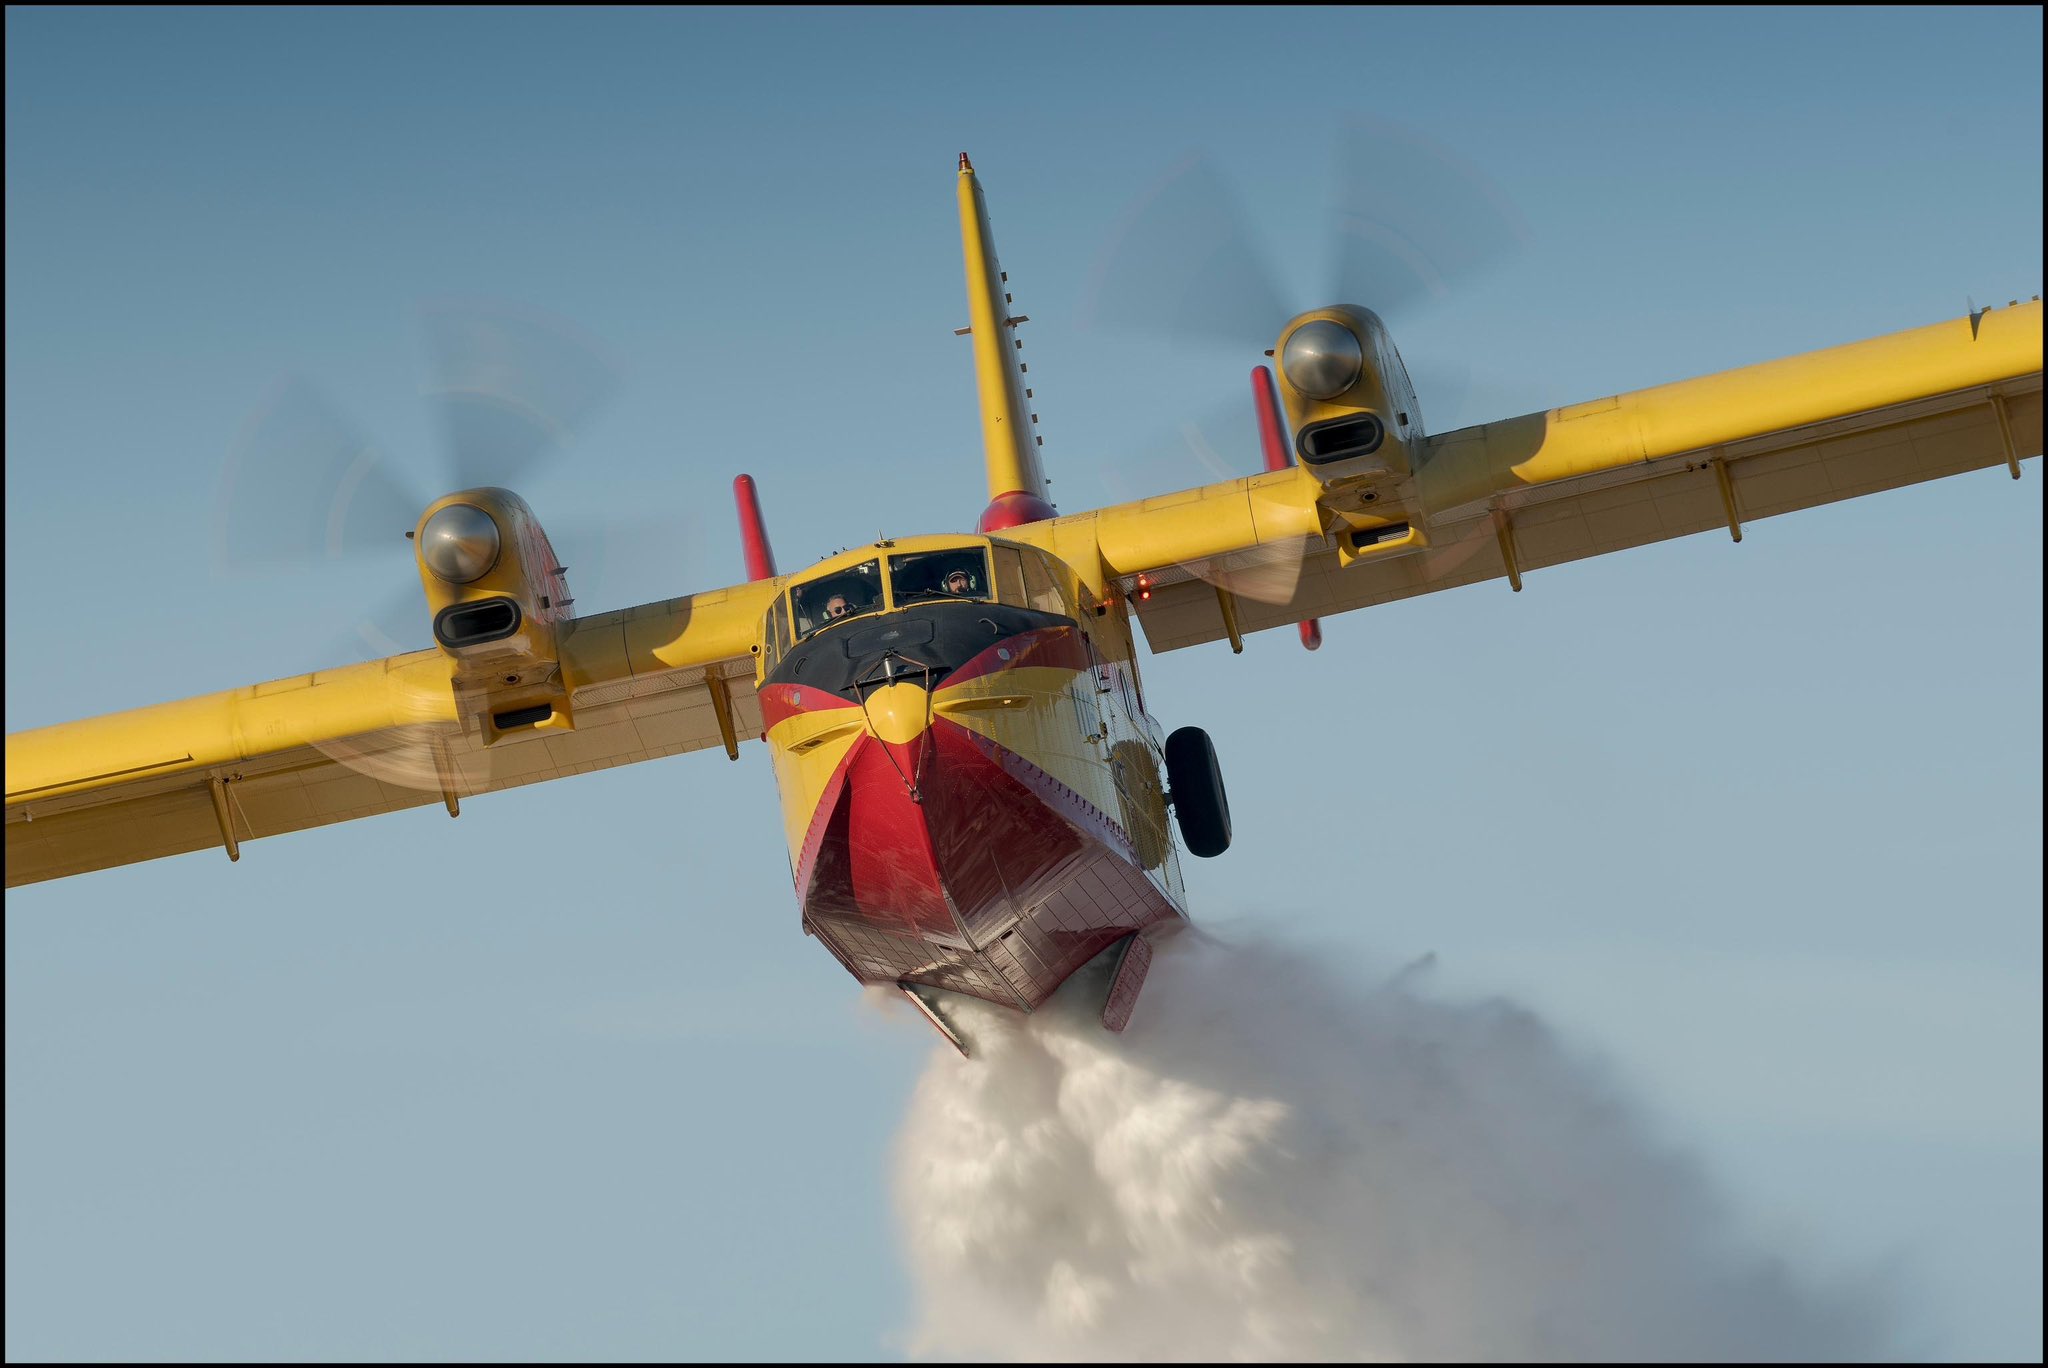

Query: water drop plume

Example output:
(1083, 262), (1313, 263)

(893, 933), (1893, 1361)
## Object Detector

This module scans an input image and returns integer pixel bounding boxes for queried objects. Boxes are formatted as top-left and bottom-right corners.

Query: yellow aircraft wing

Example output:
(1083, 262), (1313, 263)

(1007, 300), (2042, 652)
(9, 301), (2038, 887)
(5, 585), (775, 887)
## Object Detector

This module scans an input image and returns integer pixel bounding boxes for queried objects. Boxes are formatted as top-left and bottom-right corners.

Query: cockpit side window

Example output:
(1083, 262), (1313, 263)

(763, 595), (792, 672)
(993, 545), (1027, 606)
(991, 542), (1070, 615)
(792, 558), (885, 637)
(1017, 547), (1069, 615)
(889, 548), (993, 606)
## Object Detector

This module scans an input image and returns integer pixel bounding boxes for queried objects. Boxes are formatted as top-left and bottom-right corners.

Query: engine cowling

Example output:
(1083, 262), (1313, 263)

(413, 487), (574, 737)
(1274, 305), (1421, 481)
(1274, 305), (1431, 567)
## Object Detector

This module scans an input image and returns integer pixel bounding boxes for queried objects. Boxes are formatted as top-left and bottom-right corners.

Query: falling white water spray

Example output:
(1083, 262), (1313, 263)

(892, 932), (1892, 1361)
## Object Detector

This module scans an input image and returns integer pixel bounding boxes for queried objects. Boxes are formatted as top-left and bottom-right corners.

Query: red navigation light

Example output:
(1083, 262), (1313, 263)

(1136, 574), (1152, 603)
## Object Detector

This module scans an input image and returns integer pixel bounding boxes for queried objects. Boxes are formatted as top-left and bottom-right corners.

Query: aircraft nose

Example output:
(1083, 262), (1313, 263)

(859, 681), (931, 745)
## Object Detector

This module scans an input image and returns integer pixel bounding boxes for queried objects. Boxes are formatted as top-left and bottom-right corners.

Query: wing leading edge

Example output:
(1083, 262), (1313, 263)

(998, 302), (2042, 651)
(5, 583), (776, 887)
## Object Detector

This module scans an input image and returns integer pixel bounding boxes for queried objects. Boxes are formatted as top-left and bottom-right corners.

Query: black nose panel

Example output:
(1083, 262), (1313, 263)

(771, 600), (1069, 698)
(845, 617), (937, 656)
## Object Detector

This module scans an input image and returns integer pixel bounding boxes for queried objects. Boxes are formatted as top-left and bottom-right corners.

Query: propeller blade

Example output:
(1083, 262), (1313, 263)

(337, 581), (434, 664)
(215, 378), (424, 572)
(286, 579), (470, 790)
(539, 510), (693, 614)
(1082, 154), (1292, 347)
(1403, 357), (1475, 433)
(310, 720), (474, 793)
(420, 301), (619, 492)
(1095, 392), (1253, 508)
(1186, 535), (1319, 607)
(1093, 124), (1533, 604)
(310, 691), (495, 796)
(1328, 116), (1527, 321)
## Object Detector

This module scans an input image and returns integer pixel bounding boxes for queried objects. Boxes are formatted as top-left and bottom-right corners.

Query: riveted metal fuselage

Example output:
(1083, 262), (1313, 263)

(756, 539), (1187, 1013)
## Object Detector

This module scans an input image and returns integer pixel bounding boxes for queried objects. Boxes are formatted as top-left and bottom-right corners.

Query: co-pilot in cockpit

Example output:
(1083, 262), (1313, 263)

(888, 547), (990, 606)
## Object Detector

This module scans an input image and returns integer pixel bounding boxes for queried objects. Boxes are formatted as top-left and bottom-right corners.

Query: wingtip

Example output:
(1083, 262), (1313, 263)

(959, 152), (973, 173)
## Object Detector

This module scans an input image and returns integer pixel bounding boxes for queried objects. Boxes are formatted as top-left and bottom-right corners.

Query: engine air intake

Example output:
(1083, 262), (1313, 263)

(1298, 413), (1385, 464)
(433, 598), (522, 649)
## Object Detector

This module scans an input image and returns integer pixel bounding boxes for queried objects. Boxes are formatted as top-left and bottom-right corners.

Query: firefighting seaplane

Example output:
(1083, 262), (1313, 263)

(6, 154), (2042, 1054)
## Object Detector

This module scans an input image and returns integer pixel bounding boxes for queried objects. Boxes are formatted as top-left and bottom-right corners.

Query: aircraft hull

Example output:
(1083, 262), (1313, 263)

(761, 622), (1185, 1014)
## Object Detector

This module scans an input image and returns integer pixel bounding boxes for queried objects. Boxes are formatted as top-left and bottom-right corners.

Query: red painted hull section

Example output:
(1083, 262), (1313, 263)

(796, 716), (1181, 1012)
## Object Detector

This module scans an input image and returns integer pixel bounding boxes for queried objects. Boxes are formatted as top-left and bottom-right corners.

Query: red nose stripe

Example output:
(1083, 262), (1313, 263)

(797, 716), (1185, 1010)
(758, 681), (860, 732)
(795, 733), (949, 938)
(940, 623), (1093, 688)
(798, 717), (1105, 939)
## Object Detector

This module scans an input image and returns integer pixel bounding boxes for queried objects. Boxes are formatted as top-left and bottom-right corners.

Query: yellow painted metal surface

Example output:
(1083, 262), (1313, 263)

(1012, 301), (2046, 596)
(6, 652), (460, 806)
(936, 664), (1118, 819)
(957, 157), (1046, 504)
(9, 571), (784, 814)
(1047, 466), (1326, 586)
(412, 487), (571, 664)
(1131, 372), (2041, 653)
(5, 573), (778, 884)
(1418, 300), (2043, 514)
(573, 579), (780, 682)
(1272, 305), (1422, 480)
(860, 683), (931, 746)
(764, 711), (861, 860)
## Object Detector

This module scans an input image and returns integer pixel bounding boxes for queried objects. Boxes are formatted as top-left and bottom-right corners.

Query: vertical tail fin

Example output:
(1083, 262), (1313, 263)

(957, 155), (1057, 533)
(733, 474), (777, 581)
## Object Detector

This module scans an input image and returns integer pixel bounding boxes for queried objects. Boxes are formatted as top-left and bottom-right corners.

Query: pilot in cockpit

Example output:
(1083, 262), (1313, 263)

(940, 569), (973, 596)
(824, 593), (853, 619)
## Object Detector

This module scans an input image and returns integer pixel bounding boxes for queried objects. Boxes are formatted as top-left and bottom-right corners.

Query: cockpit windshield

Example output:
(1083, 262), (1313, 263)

(889, 547), (992, 606)
(791, 558), (884, 637)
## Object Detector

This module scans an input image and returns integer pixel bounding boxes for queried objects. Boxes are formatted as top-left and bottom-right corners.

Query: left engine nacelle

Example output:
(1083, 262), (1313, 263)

(413, 487), (574, 735)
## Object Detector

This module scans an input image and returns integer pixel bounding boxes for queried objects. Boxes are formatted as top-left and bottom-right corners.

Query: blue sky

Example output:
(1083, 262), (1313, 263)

(5, 7), (2040, 1361)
